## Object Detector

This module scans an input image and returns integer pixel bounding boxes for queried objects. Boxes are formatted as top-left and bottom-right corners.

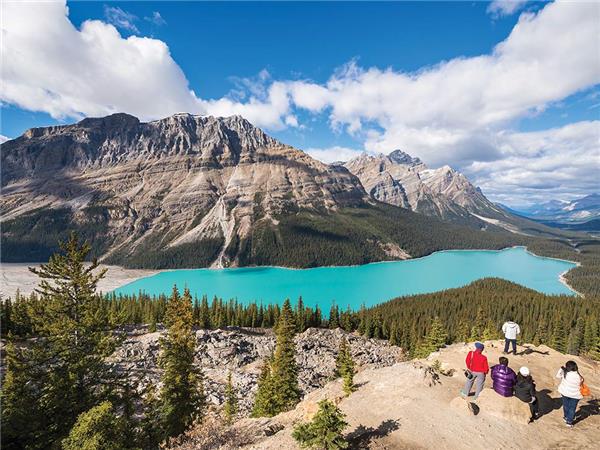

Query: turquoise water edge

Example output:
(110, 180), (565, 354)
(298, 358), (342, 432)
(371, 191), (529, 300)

(112, 247), (577, 311)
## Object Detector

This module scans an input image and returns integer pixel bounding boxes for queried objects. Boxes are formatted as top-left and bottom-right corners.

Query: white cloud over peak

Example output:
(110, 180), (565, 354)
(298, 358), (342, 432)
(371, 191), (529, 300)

(2, 0), (599, 204)
(305, 146), (368, 164)
(1, 1), (292, 129)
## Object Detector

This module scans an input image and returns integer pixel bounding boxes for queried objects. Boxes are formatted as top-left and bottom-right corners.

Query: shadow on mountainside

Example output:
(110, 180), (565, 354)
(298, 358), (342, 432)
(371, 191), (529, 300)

(574, 399), (600, 425)
(346, 418), (400, 449)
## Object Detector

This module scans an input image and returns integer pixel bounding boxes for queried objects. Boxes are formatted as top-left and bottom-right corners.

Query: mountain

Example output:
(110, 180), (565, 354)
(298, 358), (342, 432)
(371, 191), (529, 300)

(510, 194), (600, 225)
(343, 150), (508, 224)
(1, 113), (523, 268)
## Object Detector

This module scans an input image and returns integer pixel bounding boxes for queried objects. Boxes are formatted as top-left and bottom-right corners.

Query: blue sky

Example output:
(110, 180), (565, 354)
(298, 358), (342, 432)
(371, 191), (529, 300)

(2, 1), (599, 205)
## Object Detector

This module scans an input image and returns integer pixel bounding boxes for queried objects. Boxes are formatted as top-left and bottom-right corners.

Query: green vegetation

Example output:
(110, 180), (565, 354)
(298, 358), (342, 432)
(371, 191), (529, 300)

(223, 372), (238, 425)
(251, 299), (301, 416)
(292, 399), (348, 450)
(1, 233), (117, 449)
(414, 316), (447, 358)
(0, 207), (110, 262)
(157, 287), (205, 440)
(360, 278), (600, 358)
(62, 402), (128, 450)
(335, 337), (356, 395)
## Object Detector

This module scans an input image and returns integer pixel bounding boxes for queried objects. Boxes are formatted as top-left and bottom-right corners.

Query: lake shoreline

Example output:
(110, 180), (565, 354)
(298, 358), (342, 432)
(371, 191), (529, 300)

(1, 245), (580, 299)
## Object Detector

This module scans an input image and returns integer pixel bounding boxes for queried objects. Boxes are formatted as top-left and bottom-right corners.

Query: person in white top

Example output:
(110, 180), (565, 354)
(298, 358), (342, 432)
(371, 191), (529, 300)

(502, 319), (520, 355)
(556, 360), (583, 427)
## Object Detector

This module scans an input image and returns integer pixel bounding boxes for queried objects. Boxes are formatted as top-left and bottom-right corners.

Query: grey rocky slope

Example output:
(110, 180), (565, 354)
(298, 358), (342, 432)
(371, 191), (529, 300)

(343, 150), (511, 225)
(109, 327), (403, 415)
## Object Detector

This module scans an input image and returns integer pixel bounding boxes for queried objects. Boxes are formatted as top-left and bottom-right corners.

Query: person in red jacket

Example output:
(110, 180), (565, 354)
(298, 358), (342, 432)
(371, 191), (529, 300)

(460, 342), (489, 401)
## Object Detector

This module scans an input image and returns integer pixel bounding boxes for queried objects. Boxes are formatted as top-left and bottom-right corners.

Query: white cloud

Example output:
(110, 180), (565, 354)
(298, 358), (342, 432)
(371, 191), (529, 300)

(487, 0), (529, 18)
(145, 11), (167, 26)
(0, 135), (10, 144)
(464, 121), (600, 205)
(2, 0), (599, 203)
(0, 1), (291, 129)
(304, 146), (368, 164)
(104, 6), (139, 33)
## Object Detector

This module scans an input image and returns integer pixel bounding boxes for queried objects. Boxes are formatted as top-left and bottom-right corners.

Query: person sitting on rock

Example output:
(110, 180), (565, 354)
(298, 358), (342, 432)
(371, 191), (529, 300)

(514, 366), (540, 423)
(490, 356), (517, 397)
(461, 342), (489, 401)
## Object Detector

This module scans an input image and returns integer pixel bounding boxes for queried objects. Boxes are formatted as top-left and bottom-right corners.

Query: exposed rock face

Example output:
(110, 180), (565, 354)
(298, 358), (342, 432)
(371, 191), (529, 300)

(108, 327), (403, 416)
(344, 150), (506, 222)
(1, 113), (367, 266)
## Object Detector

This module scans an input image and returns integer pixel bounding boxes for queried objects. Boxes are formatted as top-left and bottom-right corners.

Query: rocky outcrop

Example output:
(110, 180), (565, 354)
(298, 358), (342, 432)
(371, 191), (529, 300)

(182, 341), (600, 450)
(344, 150), (508, 223)
(108, 327), (403, 415)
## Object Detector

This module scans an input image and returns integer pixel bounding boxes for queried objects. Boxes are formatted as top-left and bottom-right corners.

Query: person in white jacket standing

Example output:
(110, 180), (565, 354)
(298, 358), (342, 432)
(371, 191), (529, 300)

(556, 360), (583, 427)
(502, 319), (520, 355)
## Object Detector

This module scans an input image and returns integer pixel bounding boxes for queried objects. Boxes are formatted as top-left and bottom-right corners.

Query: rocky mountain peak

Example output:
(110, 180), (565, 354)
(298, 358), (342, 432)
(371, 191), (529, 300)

(388, 149), (423, 167)
(344, 148), (502, 223)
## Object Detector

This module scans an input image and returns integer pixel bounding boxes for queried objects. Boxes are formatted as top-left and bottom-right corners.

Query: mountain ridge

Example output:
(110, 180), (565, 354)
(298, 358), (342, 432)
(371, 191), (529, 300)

(1, 113), (529, 268)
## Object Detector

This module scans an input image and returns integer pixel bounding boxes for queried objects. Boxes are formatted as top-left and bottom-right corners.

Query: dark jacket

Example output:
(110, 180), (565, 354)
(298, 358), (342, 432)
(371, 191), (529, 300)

(514, 375), (537, 402)
(491, 364), (517, 397)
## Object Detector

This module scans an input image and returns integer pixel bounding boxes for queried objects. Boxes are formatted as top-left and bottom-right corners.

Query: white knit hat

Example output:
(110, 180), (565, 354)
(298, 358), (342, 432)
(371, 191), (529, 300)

(519, 366), (530, 376)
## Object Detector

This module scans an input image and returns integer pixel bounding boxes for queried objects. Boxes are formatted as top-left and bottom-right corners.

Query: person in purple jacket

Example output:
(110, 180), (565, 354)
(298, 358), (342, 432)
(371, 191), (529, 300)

(490, 356), (517, 397)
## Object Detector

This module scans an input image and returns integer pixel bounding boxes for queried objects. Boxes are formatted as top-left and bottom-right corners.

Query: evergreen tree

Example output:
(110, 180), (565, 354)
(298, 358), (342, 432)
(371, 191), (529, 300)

(388, 322), (400, 346)
(550, 320), (567, 353)
(469, 307), (485, 341)
(223, 372), (238, 425)
(1, 340), (44, 449)
(335, 337), (356, 396)
(415, 317), (447, 358)
(456, 319), (470, 342)
(567, 317), (585, 355)
(329, 303), (340, 329)
(296, 297), (306, 332)
(251, 359), (277, 417)
(270, 299), (301, 413)
(533, 315), (548, 346)
(158, 286), (205, 440)
(582, 317), (598, 353)
(61, 401), (127, 450)
(482, 319), (499, 340)
(588, 335), (600, 361)
(2, 233), (115, 449)
(292, 399), (348, 450)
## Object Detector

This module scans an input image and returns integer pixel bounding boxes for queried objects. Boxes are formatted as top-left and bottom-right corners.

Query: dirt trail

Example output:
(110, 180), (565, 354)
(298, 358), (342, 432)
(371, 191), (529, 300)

(234, 340), (600, 449)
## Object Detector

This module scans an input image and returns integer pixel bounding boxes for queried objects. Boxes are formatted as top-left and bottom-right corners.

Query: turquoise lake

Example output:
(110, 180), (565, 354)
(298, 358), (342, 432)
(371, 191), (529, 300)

(112, 247), (577, 310)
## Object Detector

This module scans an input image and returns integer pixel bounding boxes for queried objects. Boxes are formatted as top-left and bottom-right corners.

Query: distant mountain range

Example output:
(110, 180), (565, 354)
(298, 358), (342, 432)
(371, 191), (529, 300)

(503, 194), (600, 232)
(0, 113), (549, 268)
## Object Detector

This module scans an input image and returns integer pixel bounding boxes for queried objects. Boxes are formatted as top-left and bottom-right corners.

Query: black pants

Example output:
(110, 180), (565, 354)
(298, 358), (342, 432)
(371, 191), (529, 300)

(525, 396), (539, 418)
(504, 338), (517, 354)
